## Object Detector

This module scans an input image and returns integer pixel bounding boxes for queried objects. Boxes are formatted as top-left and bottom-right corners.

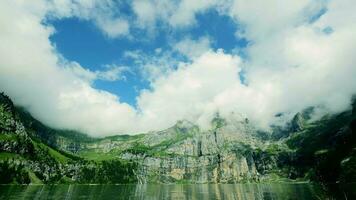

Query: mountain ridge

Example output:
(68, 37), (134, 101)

(0, 92), (355, 184)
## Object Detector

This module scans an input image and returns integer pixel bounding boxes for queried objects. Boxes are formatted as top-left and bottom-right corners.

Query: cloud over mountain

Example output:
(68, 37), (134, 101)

(0, 0), (355, 136)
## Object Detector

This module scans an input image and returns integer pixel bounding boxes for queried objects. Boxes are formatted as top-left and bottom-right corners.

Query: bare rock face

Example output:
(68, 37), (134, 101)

(118, 116), (268, 184)
(46, 111), (284, 184)
(44, 110), (277, 184)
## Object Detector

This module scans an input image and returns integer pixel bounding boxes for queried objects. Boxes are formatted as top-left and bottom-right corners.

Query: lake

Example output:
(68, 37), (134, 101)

(0, 183), (355, 200)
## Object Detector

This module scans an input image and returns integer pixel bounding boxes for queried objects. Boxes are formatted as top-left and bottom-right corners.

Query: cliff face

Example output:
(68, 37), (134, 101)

(129, 152), (258, 184)
(132, 124), (260, 183)
(1, 91), (355, 184)
(73, 118), (282, 184)
(0, 92), (290, 184)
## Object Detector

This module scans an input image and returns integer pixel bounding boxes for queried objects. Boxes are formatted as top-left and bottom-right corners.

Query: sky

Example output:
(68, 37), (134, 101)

(0, 0), (356, 136)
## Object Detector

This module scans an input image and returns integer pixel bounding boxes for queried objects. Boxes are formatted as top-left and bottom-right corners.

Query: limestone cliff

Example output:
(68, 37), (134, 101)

(2, 91), (355, 184)
(74, 117), (285, 183)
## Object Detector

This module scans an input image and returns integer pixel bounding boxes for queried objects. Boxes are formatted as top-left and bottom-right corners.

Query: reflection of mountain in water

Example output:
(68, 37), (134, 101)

(1, 183), (355, 200)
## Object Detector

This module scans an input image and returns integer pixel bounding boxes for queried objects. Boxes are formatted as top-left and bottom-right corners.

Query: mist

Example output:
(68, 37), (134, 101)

(0, 0), (355, 136)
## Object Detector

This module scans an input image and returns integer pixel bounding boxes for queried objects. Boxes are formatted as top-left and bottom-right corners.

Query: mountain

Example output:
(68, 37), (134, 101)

(0, 92), (355, 184)
(0, 93), (136, 184)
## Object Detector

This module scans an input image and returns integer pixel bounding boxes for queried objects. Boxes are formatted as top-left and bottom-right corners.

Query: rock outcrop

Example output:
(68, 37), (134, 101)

(2, 91), (355, 184)
(116, 117), (277, 183)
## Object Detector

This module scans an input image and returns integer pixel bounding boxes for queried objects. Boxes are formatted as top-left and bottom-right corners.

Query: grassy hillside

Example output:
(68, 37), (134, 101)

(1, 91), (355, 184)
(0, 92), (137, 184)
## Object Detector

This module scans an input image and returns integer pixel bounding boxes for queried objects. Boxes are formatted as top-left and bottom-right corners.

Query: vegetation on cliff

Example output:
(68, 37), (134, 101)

(0, 92), (137, 184)
(0, 92), (355, 184)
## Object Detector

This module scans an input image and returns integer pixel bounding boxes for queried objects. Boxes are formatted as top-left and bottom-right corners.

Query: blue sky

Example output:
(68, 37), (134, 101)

(49, 9), (247, 106)
(2, 0), (355, 136)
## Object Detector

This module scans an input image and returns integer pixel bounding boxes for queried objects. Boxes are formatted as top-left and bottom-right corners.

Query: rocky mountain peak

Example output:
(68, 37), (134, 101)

(289, 112), (305, 132)
(174, 120), (197, 130)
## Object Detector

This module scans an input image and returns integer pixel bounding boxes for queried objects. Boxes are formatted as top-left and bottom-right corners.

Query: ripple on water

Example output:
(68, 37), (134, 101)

(0, 183), (355, 200)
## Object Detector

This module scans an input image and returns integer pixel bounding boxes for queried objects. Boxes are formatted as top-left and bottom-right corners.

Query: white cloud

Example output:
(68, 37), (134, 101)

(95, 17), (129, 38)
(0, 1), (136, 136)
(136, 50), (242, 130)
(124, 50), (179, 82)
(222, 0), (356, 127)
(1, 0), (356, 136)
(65, 62), (130, 83)
(131, 0), (221, 31)
(228, 0), (307, 38)
(168, 0), (220, 27)
(49, 0), (130, 38)
(132, 0), (158, 28)
(133, 0), (356, 130)
(65, 62), (98, 83)
(173, 36), (212, 59)
(96, 65), (130, 81)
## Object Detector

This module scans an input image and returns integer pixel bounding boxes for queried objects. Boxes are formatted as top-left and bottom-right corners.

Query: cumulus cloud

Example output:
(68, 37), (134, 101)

(168, 0), (221, 27)
(131, 0), (222, 31)
(136, 50), (242, 130)
(49, 0), (130, 38)
(225, 0), (356, 127)
(67, 63), (130, 82)
(131, 0), (160, 29)
(96, 65), (131, 81)
(173, 36), (212, 59)
(0, 1), (136, 135)
(124, 50), (179, 82)
(95, 17), (129, 38)
(0, 0), (356, 136)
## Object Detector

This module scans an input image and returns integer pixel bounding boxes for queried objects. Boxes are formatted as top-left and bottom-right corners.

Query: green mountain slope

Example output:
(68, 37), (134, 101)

(0, 93), (136, 184)
(285, 101), (356, 183)
(0, 92), (355, 184)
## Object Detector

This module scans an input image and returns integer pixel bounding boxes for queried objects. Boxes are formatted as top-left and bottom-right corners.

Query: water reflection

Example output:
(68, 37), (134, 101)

(0, 183), (354, 200)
